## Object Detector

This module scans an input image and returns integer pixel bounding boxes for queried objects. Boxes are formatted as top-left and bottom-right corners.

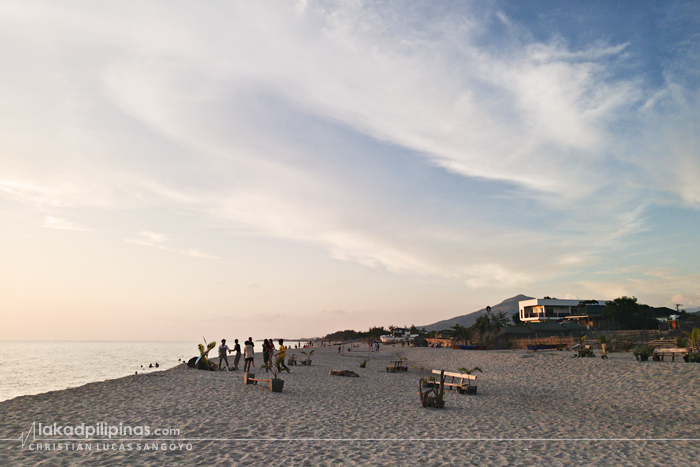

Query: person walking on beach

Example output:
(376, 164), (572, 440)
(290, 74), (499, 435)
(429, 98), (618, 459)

(218, 339), (231, 370)
(276, 339), (290, 373)
(244, 338), (254, 372)
(268, 339), (275, 365)
(262, 339), (271, 372)
(232, 339), (241, 371)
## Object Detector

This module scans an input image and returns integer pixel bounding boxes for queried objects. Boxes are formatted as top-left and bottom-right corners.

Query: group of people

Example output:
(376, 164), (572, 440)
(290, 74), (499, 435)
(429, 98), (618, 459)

(216, 338), (242, 371)
(217, 337), (290, 373)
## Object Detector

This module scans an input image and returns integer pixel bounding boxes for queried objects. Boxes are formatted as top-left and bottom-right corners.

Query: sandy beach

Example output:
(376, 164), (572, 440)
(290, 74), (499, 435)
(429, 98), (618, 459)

(1, 346), (699, 466)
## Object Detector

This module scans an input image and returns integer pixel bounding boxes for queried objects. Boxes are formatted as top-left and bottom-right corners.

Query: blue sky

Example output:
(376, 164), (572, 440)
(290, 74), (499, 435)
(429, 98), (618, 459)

(1, 1), (699, 340)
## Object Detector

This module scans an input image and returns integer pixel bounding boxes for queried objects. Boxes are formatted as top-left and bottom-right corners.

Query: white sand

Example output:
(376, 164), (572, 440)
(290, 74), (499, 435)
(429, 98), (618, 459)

(1, 346), (699, 465)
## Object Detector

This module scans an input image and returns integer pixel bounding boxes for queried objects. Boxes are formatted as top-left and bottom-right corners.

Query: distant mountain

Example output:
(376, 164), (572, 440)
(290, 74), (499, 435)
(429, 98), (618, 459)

(421, 294), (534, 332)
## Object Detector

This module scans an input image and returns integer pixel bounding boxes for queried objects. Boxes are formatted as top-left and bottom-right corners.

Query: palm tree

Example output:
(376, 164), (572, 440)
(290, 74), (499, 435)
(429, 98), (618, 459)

(473, 315), (490, 343)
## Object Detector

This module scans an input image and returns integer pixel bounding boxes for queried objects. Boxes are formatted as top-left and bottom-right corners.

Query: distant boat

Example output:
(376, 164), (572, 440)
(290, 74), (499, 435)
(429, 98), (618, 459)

(452, 344), (487, 350)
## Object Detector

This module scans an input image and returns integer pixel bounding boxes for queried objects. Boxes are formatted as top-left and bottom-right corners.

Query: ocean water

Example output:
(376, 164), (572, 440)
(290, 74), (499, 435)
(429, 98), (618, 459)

(0, 341), (199, 402)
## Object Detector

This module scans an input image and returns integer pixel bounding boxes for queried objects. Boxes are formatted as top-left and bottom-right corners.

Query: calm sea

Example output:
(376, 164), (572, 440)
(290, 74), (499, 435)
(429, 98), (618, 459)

(0, 341), (198, 402)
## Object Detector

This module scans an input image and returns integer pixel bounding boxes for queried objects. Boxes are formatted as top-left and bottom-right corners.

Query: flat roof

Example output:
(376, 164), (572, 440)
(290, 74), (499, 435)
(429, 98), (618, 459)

(519, 298), (606, 307)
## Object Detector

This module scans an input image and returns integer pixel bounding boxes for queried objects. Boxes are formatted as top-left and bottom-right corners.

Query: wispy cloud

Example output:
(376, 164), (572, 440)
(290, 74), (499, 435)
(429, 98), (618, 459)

(42, 216), (87, 231)
(463, 264), (534, 290)
(0, 0), (697, 299)
(139, 231), (167, 244)
(186, 249), (220, 260)
(125, 232), (168, 249)
(1, 181), (66, 208)
(580, 266), (700, 307)
(125, 232), (219, 260)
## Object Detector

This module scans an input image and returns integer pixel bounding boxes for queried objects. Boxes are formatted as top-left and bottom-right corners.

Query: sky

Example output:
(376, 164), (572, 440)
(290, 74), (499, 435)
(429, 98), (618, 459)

(1, 0), (699, 341)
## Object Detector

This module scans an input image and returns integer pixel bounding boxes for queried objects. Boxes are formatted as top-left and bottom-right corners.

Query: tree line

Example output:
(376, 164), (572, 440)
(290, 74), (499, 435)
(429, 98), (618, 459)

(321, 296), (696, 342)
(323, 325), (424, 342)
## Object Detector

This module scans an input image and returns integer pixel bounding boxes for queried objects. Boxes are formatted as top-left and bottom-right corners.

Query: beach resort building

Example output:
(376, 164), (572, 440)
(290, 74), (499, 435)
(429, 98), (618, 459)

(518, 298), (607, 326)
(380, 327), (418, 343)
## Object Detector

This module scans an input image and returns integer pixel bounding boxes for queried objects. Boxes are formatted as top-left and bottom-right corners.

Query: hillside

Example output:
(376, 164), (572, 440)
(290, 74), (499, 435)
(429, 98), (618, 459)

(421, 294), (534, 332)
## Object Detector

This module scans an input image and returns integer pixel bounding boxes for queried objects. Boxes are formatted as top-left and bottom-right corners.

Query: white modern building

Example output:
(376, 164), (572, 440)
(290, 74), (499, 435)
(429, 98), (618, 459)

(380, 327), (419, 343)
(518, 298), (607, 323)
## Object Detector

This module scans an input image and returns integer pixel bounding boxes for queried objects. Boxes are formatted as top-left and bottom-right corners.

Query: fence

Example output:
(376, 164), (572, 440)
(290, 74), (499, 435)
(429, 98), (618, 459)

(508, 331), (677, 350)
(584, 329), (666, 342)
(508, 336), (576, 349)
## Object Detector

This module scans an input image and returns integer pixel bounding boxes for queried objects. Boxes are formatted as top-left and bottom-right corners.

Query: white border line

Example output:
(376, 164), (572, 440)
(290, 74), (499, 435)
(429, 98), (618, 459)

(5, 437), (700, 442)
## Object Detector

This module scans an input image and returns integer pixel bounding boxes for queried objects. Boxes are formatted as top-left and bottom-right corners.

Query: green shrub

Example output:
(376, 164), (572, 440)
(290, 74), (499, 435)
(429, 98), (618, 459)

(619, 340), (634, 352)
(692, 328), (700, 348)
(676, 337), (688, 348)
(634, 345), (655, 357)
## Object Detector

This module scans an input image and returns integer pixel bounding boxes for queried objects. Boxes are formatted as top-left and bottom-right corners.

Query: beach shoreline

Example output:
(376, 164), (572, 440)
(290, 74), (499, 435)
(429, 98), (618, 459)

(2, 346), (699, 465)
(0, 341), (196, 402)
